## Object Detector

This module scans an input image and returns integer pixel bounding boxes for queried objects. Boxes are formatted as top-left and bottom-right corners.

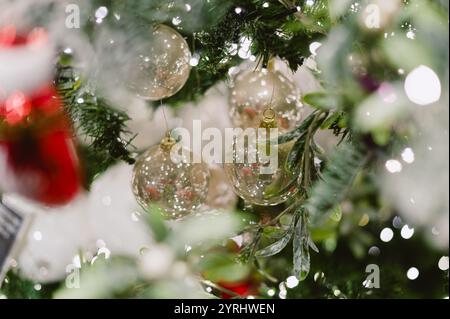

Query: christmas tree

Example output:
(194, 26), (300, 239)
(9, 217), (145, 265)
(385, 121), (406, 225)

(0, 0), (448, 300)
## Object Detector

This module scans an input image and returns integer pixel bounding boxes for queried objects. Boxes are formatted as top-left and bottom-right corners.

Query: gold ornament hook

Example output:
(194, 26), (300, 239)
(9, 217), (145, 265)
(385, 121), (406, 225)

(259, 79), (277, 129)
(259, 108), (277, 129)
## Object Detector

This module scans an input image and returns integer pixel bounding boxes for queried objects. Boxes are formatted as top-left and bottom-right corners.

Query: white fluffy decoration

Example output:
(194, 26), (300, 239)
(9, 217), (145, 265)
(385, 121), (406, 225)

(86, 163), (153, 258)
(5, 163), (153, 283)
(0, 33), (54, 96)
(3, 194), (92, 282)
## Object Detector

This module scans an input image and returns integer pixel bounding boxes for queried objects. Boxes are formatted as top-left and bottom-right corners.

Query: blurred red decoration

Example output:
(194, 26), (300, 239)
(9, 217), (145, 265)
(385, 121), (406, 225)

(219, 280), (257, 299)
(0, 25), (48, 48)
(216, 239), (258, 299)
(0, 27), (82, 206)
(0, 86), (82, 206)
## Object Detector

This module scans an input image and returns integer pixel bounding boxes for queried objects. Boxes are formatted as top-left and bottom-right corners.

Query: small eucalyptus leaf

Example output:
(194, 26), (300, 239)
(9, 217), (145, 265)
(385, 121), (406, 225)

(293, 212), (311, 281)
(256, 217), (296, 258)
(308, 236), (320, 253)
(302, 92), (337, 110)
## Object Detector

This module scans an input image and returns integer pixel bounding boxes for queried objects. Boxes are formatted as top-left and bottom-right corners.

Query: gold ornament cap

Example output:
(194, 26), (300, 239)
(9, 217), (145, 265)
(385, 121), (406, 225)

(159, 135), (177, 152)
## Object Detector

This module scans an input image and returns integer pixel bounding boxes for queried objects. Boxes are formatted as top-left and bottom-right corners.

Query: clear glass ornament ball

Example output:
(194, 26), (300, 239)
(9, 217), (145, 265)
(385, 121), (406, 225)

(128, 24), (191, 101)
(224, 132), (299, 206)
(229, 68), (303, 133)
(132, 142), (210, 219)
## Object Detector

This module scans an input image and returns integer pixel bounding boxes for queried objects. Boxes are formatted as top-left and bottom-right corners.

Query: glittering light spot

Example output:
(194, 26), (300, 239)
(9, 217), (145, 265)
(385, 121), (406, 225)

(368, 246), (380, 256)
(380, 227), (394, 242)
(76, 98), (84, 104)
(34, 284), (42, 291)
(139, 247), (149, 256)
(64, 47), (72, 54)
(358, 213), (370, 227)
(432, 227), (440, 236)
(406, 30), (415, 39)
(314, 272), (325, 282)
(392, 216), (403, 228)
(406, 267), (419, 280)
(363, 279), (371, 288)
(73, 255), (82, 268)
(185, 4), (192, 12)
(247, 295), (255, 299)
(226, 43), (238, 55)
(98, 247), (111, 259)
(131, 211), (141, 222)
(238, 47), (251, 59)
(267, 289), (275, 297)
(401, 147), (415, 163)
(206, 286), (212, 293)
(286, 276), (299, 288)
(438, 256), (449, 271)
(262, 2), (269, 8)
(306, 0), (315, 6)
(95, 6), (108, 19)
(309, 42), (322, 56)
(278, 282), (287, 299)
(172, 16), (182, 26)
(385, 159), (402, 173)
(235, 7), (243, 14)
(404, 65), (441, 106)
(189, 53), (200, 66)
(33, 231), (42, 241)
(400, 225), (414, 239)
(238, 36), (252, 59)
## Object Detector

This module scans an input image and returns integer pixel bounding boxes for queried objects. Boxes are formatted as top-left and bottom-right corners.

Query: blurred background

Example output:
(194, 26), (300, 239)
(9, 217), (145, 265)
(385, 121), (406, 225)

(0, 0), (448, 299)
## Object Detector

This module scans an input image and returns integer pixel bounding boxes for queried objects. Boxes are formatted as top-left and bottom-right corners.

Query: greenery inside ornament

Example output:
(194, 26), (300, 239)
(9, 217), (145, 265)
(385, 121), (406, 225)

(229, 67), (302, 133)
(132, 135), (210, 219)
(127, 24), (191, 100)
(224, 108), (299, 206)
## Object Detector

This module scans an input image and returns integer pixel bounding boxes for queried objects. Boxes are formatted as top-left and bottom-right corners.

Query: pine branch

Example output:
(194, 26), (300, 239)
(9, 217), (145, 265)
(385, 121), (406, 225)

(196, 0), (329, 76)
(55, 65), (135, 186)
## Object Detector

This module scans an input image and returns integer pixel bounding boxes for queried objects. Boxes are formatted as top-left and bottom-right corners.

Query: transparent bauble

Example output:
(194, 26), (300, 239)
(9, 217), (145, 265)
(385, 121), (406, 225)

(127, 24), (191, 100)
(224, 128), (299, 206)
(229, 68), (302, 133)
(132, 138), (210, 219)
